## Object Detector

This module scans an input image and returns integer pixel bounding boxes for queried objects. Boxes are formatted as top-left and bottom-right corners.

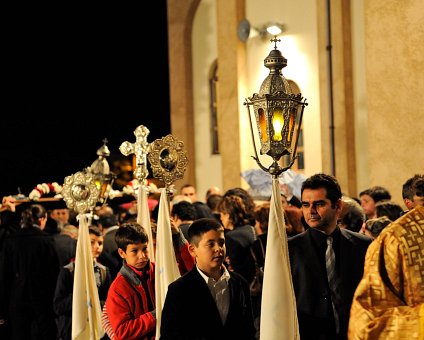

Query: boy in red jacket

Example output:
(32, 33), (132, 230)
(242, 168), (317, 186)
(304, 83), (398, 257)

(104, 222), (156, 340)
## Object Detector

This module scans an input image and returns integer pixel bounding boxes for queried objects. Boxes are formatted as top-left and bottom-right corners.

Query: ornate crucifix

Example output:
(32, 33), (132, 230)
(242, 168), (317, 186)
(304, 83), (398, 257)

(119, 125), (151, 185)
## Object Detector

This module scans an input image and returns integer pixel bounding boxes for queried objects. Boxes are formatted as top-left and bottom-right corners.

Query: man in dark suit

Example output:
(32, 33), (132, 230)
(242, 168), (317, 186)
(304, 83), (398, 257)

(288, 173), (372, 340)
(160, 218), (255, 340)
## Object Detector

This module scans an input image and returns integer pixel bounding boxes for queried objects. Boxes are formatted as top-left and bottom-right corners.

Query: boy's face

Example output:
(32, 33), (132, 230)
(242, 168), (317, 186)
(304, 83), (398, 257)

(90, 234), (104, 260)
(189, 229), (226, 275)
(118, 242), (149, 270)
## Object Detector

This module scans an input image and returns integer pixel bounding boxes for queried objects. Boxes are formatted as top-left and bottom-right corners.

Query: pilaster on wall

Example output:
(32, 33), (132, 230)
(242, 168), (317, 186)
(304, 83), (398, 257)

(364, 0), (424, 206)
(216, 0), (246, 191)
(317, 0), (357, 196)
(167, 0), (200, 189)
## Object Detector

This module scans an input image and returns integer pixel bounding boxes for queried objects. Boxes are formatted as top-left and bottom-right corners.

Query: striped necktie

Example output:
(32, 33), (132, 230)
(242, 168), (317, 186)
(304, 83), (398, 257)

(326, 236), (340, 334)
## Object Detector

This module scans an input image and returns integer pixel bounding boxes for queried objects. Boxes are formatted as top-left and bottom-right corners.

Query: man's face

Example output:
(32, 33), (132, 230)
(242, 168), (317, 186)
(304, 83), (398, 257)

(360, 194), (376, 219)
(301, 187), (341, 233)
(50, 208), (70, 224)
(181, 186), (197, 202)
(189, 229), (225, 275)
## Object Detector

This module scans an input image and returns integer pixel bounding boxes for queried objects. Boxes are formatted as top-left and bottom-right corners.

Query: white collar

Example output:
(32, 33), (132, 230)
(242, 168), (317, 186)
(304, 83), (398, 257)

(196, 265), (230, 285)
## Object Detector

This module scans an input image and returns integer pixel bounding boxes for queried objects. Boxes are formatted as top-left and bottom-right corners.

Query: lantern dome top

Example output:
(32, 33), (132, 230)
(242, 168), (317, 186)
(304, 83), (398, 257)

(96, 138), (111, 158)
(90, 139), (111, 176)
(259, 38), (292, 96)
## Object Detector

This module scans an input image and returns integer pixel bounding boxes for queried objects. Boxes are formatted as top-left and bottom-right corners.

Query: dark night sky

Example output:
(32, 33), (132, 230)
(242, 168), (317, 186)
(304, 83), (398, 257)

(1, 3), (170, 198)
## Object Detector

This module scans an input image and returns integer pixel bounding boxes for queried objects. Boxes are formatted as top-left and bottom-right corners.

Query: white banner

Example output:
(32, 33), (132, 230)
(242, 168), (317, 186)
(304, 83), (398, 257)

(155, 188), (181, 339)
(260, 177), (299, 339)
(72, 214), (104, 340)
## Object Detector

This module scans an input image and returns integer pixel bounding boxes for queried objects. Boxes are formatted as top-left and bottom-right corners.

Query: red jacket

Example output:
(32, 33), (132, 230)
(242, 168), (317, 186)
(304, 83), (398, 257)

(174, 234), (195, 275)
(106, 262), (156, 340)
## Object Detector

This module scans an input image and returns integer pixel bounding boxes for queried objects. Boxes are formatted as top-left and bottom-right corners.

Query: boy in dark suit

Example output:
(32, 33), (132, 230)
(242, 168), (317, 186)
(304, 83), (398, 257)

(160, 218), (255, 340)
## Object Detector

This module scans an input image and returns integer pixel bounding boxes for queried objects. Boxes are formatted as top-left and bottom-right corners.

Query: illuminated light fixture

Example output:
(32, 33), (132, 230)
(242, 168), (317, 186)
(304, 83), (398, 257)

(266, 23), (285, 36)
(244, 36), (308, 177)
(237, 19), (286, 42)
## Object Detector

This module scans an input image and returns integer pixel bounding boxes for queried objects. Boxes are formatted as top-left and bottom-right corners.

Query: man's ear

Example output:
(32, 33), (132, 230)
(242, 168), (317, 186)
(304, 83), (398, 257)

(335, 199), (343, 212)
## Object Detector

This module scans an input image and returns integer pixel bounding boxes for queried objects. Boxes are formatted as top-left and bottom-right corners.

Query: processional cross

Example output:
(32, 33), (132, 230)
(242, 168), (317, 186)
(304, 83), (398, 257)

(119, 125), (151, 184)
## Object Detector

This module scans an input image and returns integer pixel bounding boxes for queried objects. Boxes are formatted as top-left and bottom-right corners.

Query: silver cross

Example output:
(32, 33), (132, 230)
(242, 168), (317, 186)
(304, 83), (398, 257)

(119, 125), (151, 184)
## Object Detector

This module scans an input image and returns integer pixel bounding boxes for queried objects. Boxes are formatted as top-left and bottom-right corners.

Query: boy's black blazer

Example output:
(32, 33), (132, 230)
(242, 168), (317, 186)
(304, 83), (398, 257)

(160, 266), (256, 340)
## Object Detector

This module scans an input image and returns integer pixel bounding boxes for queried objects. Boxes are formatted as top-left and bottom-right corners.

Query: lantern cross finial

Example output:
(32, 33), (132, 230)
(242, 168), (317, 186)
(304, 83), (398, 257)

(119, 125), (151, 184)
(102, 137), (108, 145)
(271, 36), (281, 49)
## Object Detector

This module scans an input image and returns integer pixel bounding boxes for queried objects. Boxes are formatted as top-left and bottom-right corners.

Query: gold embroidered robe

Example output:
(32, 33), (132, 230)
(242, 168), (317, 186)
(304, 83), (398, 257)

(348, 205), (424, 339)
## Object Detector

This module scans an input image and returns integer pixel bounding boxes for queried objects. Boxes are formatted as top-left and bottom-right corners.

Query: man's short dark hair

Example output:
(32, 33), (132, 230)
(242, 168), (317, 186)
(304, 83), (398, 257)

(412, 176), (424, 198)
(206, 194), (223, 211)
(375, 200), (403, 221)
(171, 201), (196, 221)
(98, 214), (119, 228)
(187, 218), (223, 246)
(115, 222), (148, 251)
(301, 173), (342, 206)
(359, 186), (391, 203)
(403, 174), (424, 199)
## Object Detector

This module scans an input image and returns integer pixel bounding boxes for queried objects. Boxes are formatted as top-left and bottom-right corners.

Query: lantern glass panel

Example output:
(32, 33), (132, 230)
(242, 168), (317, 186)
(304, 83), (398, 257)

(258, 108), (268, 143)
(272, 107), (284, 142)
(288, 109), (295, 142)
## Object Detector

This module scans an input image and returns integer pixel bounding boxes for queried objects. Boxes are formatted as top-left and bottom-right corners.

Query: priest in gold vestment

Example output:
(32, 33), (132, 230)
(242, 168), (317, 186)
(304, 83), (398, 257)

(348, 204), (424, 339)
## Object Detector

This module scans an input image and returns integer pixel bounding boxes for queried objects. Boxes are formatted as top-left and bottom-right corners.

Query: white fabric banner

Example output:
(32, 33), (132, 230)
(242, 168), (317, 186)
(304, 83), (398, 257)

(155, 188), (181, 339)
(72, 214), (104, 340)
(137, 186), (155, 262)
(260, 177), (299, 339)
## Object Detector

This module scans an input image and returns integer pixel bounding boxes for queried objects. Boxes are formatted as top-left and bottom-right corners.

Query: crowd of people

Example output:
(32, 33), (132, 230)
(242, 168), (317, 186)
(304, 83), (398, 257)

(0, 173), (423, 339)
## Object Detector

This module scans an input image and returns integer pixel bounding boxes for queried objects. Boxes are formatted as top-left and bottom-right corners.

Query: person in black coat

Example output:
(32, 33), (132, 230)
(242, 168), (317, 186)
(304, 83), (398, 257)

(53, 226), (111, 340)
(0, 204), (59, 340)
(160, 218), (255, 340)
(288, 173), (372, 340)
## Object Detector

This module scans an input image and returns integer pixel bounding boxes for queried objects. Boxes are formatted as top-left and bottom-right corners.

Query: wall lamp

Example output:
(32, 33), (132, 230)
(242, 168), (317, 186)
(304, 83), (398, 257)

(237, 19), (286, 42)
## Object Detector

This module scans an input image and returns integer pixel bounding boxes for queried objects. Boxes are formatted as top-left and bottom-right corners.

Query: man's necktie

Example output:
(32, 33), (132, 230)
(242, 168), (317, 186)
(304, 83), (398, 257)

(326, 236), (340, 334)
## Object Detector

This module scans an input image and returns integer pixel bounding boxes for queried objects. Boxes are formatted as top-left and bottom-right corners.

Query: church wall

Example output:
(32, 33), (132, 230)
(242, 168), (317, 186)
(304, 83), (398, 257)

(192, 0), (223, 199)
(362, 0), (424, 207)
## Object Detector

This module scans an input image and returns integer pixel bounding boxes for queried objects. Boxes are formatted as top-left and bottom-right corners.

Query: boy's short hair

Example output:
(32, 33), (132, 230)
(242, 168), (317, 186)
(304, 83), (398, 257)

(115, 222), (148, 251)
(188, 218), (223, 246)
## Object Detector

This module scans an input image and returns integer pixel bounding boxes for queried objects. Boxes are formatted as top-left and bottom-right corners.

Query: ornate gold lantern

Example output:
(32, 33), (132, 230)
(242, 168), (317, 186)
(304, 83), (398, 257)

(245, 37), (307, 177)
